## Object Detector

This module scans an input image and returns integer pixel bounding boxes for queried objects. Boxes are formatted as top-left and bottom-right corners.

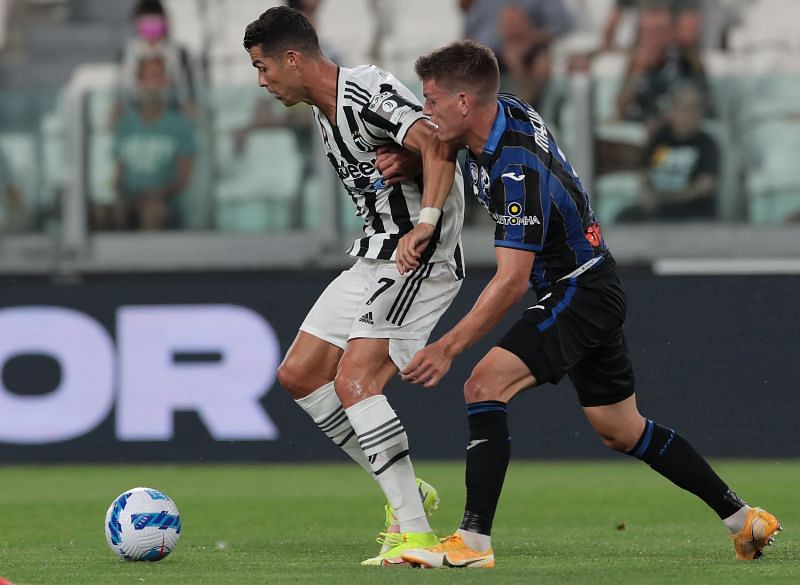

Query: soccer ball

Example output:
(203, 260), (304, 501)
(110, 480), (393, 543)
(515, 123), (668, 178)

(104, 487), (182, 561)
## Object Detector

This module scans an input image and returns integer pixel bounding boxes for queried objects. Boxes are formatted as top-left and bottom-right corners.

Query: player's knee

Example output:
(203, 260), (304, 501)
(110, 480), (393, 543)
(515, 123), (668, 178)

(277, 359), (310, 399)
(463, 373), (502, 403)
(333, 369), (377, 407)
(596, 429), (639, 452)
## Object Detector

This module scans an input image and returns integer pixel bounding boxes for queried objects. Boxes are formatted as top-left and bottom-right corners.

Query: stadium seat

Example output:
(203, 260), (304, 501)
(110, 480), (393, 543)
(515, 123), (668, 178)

(728, 0), (800, 52)
(39, 109), (66, 213)
(589, 52), (626, 125)
(164, 0), (203, 57)
(206, 0), (282, 86)
(362, 0), (461, 77)
(593, 171), (640, 225)
(63, 62), (120, 101)
(88, 88), (117, 132)
(215, 128), (303, 231)
(743, 119), (800, 222)
(89, 132), (116, 206)
(0, 0), (10, 52)
(0, 131), (38, 227)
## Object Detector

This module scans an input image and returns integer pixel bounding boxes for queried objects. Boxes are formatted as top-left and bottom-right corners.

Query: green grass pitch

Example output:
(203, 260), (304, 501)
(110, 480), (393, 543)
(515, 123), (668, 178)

(0, 461), (796, 584)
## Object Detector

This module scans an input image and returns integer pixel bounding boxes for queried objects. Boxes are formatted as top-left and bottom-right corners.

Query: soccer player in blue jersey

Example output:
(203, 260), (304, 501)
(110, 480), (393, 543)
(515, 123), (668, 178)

(391, 40), (781, 568)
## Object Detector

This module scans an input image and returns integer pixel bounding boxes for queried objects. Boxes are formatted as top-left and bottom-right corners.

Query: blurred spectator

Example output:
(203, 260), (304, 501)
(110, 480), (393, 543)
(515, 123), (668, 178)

(497, 5), (559, 119)
(604, 0), (702, 52)
(104, 56), (196, 231)
(617, 84), (719, 222)
(615, 2), (709, 132)
(119, 0), (195, 114)
(288, 0), (321, 25)
(0, 146), (29, 232)
(458, 0), (573, 69)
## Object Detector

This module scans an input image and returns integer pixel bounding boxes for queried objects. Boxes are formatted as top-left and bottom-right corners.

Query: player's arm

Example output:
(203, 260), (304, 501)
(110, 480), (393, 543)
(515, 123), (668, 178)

(375, 144), (421, 186)
(401, 246), (534, 387)
(395, 119), (459, 274)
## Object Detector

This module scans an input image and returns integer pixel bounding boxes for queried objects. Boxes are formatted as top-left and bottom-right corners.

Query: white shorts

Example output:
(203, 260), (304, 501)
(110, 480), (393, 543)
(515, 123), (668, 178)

(300, 258), (462, 370)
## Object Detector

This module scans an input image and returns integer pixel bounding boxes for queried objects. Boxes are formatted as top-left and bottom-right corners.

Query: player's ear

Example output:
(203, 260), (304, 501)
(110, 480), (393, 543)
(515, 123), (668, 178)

(458, 93), (470, 116)
(285, 50), (299, 71)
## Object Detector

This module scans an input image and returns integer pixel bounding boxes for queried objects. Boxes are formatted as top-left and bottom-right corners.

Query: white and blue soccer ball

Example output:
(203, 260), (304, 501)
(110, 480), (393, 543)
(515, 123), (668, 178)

(104, 487), (182, 561)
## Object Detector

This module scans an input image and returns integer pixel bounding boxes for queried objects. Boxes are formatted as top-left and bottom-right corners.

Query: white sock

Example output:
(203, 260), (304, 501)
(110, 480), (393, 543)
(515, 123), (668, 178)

(346, 394), (430, 534)
(295, 382), (372, 475)
(457, 528), (492, 553)
(723, 505), (751, 534)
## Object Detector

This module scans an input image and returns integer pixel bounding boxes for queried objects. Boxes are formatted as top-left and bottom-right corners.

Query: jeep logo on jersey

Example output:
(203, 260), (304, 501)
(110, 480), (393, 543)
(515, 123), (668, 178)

(336, 159), (377, 181)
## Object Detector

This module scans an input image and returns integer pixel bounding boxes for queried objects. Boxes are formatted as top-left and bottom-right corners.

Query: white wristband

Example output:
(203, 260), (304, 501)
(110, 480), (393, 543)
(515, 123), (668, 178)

(418, 207), (442, 226)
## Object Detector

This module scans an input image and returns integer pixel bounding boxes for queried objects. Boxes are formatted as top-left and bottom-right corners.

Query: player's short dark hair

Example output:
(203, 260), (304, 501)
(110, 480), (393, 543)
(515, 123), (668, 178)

(415, 40), (499, 104)
(243, 6), (321, 58)
(133, 0), (165, 18)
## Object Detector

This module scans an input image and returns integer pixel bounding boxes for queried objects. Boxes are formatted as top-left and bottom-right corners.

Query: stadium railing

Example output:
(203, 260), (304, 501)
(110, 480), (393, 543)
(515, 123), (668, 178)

(1, 70), (800, 275)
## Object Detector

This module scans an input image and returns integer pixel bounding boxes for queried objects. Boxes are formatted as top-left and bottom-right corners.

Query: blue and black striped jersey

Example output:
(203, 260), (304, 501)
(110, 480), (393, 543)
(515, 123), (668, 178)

(464, 93), (612, 292)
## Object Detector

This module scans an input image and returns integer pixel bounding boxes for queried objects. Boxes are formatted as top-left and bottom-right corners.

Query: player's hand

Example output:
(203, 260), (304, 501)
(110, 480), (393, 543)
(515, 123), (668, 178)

(375, 145), (422, 186)
(396, 223), (434, 274)
(402, 341), (452, 388)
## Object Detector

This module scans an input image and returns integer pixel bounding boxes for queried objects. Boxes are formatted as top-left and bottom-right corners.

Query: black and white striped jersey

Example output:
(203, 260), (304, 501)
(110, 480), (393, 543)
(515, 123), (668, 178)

(311, 65), (464, 272)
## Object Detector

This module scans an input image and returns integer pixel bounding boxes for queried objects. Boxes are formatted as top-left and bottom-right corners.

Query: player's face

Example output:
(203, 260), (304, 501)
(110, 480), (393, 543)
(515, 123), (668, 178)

(422, 79), (465, 144)
(249, 46), (302, 107)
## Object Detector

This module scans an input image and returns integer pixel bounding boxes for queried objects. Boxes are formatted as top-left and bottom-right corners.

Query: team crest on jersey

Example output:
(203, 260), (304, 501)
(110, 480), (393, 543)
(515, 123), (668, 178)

(368, 92), (396, 113)
(469, 162), (490, 193)
(368, 91), (412, 125)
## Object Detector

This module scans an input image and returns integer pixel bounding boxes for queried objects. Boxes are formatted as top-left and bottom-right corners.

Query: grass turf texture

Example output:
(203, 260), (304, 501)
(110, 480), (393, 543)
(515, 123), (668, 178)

(0, 461), (796, 585)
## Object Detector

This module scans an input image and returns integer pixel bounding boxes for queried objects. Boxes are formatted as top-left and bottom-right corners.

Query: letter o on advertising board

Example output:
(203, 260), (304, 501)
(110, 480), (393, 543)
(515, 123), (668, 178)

(0, 306), (115, 444)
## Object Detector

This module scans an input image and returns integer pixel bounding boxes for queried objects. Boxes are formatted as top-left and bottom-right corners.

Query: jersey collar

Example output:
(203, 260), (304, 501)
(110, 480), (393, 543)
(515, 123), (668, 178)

(477, 100), (506, 166)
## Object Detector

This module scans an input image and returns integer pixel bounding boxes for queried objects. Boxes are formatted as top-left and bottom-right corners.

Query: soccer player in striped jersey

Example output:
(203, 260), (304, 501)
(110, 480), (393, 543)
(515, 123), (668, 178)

(243, 7), (465, 566)
(394, 41), (781, 568)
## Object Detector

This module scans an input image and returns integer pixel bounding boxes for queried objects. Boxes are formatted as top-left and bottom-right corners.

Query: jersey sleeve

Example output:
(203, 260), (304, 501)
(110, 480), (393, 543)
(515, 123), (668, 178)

(360, 76), (426, 146)
(491, 164), (548, 252)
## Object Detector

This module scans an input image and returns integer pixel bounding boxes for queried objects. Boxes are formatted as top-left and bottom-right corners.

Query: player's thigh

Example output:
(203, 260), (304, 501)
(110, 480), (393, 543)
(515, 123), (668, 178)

(568, 328), (635, 408)
(349, 260), (462, 371)
(278, 330), (343, 398)
(494, 285), (583, 390)
(299, 260), (369, 353)
(582, 394), (645, 451)
(465, 347), (537, 404)
(281, 262), (368, 397)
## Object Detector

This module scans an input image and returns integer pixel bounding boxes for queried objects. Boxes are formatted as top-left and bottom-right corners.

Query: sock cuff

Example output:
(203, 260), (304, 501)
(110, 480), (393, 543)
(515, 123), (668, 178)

(466, 400), (508, 416)
(294, 381), (336, 410)
(346, 395), (407, 457)
(344, 393), (388, 419)
(629, 419), (679, 463)
(629, 418), (655, 459)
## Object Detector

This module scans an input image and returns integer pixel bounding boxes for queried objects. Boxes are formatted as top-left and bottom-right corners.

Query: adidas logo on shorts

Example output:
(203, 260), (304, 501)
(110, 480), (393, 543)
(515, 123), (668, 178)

(358, 311), (374, 325)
